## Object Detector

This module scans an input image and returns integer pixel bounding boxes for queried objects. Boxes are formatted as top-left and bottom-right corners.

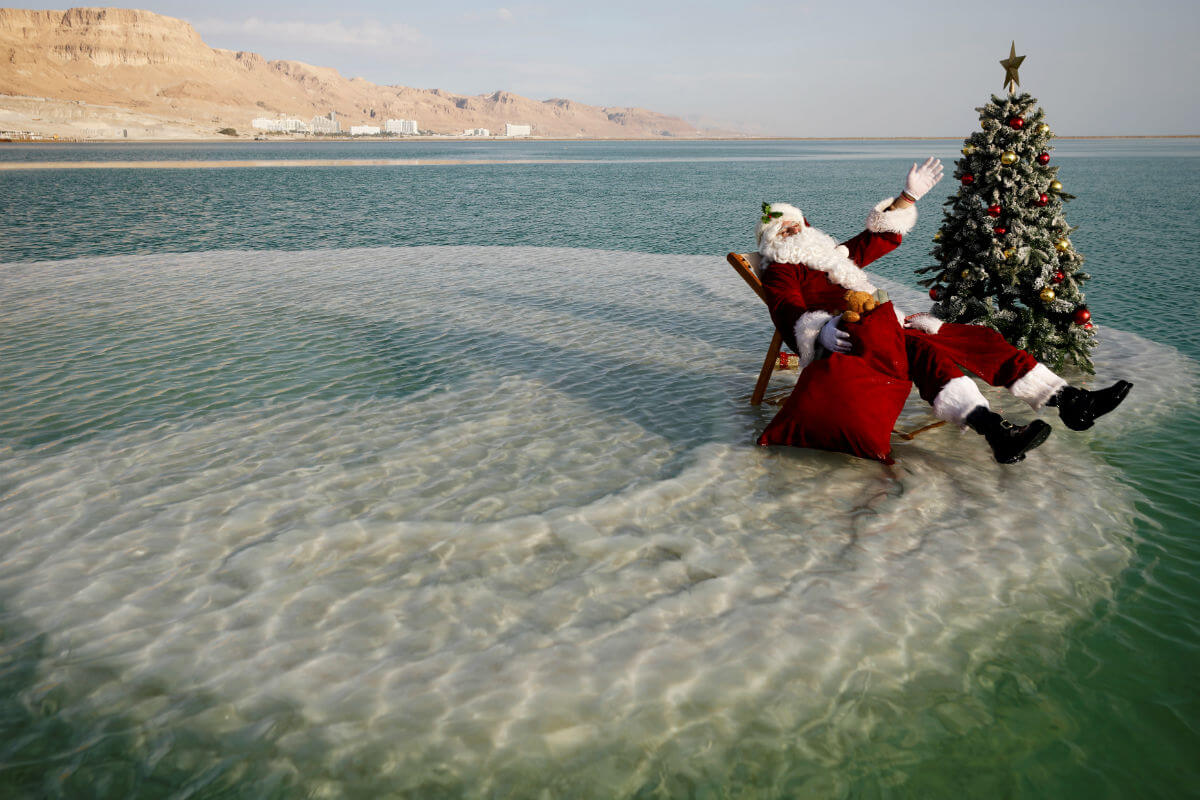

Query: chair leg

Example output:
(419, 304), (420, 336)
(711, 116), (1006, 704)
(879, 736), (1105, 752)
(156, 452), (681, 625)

(893, 420), (949, 440)
(751, 331), (783, 405)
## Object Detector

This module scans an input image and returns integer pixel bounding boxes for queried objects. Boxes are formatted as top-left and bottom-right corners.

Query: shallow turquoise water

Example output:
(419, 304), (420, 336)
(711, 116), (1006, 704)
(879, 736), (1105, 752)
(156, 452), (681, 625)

(0, 140), (1197, 798)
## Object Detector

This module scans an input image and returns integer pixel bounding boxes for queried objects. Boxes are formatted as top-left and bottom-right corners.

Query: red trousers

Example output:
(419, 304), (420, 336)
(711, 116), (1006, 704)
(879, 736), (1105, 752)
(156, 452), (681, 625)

(904, 323), (1039, 405)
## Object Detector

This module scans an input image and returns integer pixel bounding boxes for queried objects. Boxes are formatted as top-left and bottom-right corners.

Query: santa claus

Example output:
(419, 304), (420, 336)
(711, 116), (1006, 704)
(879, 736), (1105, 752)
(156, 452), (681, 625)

(757, 157), (1131, 464)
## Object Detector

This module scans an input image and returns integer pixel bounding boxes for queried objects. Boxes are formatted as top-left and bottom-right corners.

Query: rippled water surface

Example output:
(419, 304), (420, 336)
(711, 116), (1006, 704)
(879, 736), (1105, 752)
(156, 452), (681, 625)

(1, 140), (1198, 798)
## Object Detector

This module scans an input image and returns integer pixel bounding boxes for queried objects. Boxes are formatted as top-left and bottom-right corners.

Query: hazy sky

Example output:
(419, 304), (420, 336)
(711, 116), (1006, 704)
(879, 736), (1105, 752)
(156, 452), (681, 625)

(25, 0), (1200, 135)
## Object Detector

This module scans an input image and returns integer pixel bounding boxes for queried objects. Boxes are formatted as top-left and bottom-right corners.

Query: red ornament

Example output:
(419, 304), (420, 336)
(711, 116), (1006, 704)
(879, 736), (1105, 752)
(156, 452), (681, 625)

(1008, 117), (1025, 129)
(1035, 193), (1050, 206)
(1084, 322), (1095, 330)
(987, 204), (1002, 217)
(1052, 270), (1065, 284)
(1037, 152), (1050, 165)
(993, 226), (1007, 236)
(1073, 307), (1092, 325)
(962, 174), (975, 185)
(929, 286), (944, 301)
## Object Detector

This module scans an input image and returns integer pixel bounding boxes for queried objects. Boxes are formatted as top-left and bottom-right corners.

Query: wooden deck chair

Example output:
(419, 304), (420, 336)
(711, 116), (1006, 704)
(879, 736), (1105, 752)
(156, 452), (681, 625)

(727, 251), (946, 439)
(727, 252), (786, 405)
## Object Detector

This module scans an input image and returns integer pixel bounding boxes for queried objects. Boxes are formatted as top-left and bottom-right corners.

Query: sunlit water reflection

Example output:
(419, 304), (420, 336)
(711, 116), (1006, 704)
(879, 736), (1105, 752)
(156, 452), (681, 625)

(0, 247), (1193, 797)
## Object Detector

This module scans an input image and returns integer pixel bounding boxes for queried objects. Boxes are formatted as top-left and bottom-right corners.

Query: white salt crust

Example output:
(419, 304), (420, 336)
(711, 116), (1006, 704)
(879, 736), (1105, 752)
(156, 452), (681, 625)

(0, 247), (1190, 795)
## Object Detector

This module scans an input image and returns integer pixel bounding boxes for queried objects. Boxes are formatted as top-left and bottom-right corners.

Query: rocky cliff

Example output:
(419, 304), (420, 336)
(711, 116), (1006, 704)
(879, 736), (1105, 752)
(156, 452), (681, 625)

(0, 7), (703, 139)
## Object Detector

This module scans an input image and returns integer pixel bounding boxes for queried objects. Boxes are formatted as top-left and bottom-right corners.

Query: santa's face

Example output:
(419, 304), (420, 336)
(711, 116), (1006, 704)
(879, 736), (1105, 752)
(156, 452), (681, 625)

(779, 220), (804, 238)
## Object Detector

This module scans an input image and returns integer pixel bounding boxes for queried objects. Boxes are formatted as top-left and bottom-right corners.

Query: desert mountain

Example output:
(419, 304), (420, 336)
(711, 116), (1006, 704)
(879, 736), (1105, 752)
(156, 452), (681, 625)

(0, 7), (704, 139)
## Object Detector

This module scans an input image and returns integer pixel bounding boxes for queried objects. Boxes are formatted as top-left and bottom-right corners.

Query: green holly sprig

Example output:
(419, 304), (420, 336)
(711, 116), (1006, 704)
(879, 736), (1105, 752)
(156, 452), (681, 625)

(761, 202), (783, 224)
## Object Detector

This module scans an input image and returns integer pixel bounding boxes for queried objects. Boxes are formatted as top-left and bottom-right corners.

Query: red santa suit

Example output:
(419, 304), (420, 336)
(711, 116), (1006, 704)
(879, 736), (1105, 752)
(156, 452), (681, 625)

(756, 199), (1067, 458)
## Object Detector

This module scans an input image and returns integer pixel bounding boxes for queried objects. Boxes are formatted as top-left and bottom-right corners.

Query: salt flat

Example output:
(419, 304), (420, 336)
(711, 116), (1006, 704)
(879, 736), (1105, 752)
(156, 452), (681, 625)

(0, 246), (1185, 795)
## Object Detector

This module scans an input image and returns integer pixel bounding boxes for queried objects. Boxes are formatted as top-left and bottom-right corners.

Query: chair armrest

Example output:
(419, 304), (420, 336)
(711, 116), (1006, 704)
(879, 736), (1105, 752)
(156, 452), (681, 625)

(727, 252), (770, 304)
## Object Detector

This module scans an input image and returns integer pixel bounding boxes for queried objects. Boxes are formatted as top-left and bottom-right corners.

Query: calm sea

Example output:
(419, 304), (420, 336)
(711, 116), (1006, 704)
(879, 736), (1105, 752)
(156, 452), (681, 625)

(1, 139), (1197, 798)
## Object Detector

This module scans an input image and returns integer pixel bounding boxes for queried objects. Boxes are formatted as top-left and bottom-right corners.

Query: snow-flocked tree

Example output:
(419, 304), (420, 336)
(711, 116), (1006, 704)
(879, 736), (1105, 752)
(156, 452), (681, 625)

(916, 92), (1096, 373)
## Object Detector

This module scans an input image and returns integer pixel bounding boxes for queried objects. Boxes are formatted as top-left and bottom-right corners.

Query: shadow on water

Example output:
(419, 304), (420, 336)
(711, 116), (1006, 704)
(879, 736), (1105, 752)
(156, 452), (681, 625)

(455, 284), (756, 353)
(0, 312), (460, 454)
(447, 322), (755, 448)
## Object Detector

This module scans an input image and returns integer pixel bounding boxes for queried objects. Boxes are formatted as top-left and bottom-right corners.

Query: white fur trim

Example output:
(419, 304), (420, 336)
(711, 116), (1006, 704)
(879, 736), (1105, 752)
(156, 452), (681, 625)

(865, 197), (918, 236)
(767, 202), (803, 222)
(1007, 363), (1068, 410)
(793, 310), (834, 370)
(903, 313), (944, 334)
(932, 376), (989, 427)
(759, 224), (876, 294)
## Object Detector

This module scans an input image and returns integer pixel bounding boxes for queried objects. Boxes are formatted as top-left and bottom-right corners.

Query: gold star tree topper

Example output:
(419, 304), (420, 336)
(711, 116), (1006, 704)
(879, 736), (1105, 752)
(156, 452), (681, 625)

(1000, 41), (1025, 93)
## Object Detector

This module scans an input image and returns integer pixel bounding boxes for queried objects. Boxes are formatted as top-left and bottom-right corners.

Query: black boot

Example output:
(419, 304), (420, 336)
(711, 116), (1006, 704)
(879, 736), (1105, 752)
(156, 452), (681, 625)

(966, 406), (1052, 464)
(1047, 380), (1133, 431)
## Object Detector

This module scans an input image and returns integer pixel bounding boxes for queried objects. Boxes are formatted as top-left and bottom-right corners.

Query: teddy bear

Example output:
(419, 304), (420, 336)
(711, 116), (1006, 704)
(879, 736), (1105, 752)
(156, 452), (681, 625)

(841, 290), (878, 323)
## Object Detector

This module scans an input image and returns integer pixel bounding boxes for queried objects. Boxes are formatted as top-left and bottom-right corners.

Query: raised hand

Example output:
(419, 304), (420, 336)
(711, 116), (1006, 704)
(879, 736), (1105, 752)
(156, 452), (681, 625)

(903, 157), (944, 201)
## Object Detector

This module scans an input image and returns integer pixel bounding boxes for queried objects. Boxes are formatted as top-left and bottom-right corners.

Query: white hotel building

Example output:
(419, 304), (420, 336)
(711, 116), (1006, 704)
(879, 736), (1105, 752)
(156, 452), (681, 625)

(252, 117), (311, 133)
(311, 112), (340, 134)
(349, 125), (382, 136)
(385, 119), (419, 135)
(504, 123), (532, 137)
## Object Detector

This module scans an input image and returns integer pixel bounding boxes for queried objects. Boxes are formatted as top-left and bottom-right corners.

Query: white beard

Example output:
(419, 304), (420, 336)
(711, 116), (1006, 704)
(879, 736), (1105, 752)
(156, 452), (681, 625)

(759, 225), (877, 294)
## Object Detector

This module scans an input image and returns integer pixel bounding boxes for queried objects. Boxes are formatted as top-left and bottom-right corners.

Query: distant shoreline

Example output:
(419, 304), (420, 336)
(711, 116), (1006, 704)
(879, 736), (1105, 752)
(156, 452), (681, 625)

(3, 135), (1196, 171)
(0, 158), (605, 170)
(1, 134), (1197, 145)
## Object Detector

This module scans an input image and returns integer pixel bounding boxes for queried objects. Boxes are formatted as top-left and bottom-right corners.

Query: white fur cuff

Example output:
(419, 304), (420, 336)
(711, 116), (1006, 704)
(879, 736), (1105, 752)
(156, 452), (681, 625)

(865, 197), (918, 236)
(904, 313), (944, 334)
(1008, 363), (1068, 409)
(794, 311), (835, 370)
(932, 376), (988, 427)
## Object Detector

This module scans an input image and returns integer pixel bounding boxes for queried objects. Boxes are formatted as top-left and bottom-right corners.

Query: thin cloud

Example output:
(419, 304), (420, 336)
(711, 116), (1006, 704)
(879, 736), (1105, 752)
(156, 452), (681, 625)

(192, 17), (425, 50)
(458, 8), (515, 24)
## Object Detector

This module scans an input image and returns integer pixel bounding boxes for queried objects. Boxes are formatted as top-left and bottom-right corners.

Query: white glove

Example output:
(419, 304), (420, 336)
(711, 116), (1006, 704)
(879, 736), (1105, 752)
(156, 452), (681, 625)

(903, 157), (944, 201)
(818, 316), (851, 355)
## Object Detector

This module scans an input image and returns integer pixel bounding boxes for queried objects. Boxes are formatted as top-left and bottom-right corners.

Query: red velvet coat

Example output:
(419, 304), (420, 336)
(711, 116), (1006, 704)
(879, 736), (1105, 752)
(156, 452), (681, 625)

(760, 229), (902, 356)
(756, 225), (912, 463)
(754, 205), (1053, 462)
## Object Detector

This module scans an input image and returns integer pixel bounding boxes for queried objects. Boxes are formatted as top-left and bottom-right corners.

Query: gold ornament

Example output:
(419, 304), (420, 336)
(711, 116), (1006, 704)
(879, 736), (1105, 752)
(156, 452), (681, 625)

(1040, 287), (1056, 302)
(961, 269), (970, 278)
(962, 144), (976, 155)
(981, 119), (990, 129)
(1049, 180), (1063, 193)
(1000, 151), (1018, 165)
(933, 231), (942, 241)
(1037, 123), (1051, 135)
(1003, 248), (1015, 260)
(1000, 41), (1026, 93)
(1055, 238), (1071, 252)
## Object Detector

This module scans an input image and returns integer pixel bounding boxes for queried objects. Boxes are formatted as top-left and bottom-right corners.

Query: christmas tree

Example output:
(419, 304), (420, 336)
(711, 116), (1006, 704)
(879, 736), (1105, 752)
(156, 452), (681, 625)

(916, 44), (1096, 373)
